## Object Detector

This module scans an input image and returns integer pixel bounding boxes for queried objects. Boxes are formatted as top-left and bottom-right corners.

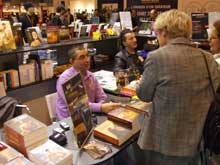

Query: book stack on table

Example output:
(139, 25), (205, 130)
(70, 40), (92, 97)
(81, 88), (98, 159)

(4, 114), (48, 157)
(93, 106), (141, 146)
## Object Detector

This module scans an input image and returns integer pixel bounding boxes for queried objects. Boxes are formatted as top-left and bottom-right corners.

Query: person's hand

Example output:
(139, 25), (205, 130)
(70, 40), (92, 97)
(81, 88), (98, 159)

(101, 102), (121, 113)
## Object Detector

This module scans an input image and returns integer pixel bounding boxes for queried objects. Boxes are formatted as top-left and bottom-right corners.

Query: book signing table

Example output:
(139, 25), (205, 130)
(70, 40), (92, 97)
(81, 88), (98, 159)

(0, 71), (150, 164)
(48, 115), (142, 165)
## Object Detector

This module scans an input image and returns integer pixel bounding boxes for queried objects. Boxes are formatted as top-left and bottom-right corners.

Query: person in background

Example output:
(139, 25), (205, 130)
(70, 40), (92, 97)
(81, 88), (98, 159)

(136, 9), (220, 164)
(19, 2), (38, 42)
(67, 8), (74, 25)
(60, 9), (69, 26)
(114, 29), (144, 81)
(130, 9), (139, 32)
(149, 9), (158, 21)
(48, 4), (66, 26)
(56, 45), (120, 120)
(209, 20), (220, 64)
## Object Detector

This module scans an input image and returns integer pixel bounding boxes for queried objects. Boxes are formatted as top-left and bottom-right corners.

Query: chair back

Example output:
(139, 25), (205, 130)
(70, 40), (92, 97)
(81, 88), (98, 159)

(45, 92), (57, 122)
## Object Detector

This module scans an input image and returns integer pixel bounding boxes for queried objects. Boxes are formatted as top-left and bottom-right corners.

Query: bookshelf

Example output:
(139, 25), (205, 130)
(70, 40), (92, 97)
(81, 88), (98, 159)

(0, 36), (120, 102)
(0, 35), (155, 102)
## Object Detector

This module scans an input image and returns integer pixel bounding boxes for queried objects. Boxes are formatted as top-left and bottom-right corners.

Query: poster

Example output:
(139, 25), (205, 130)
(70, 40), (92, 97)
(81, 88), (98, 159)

(62, 73), (93, 148)
(119, 11), (133, 30)
(127, 0), (177, 21)
(191, 13), (208, 41)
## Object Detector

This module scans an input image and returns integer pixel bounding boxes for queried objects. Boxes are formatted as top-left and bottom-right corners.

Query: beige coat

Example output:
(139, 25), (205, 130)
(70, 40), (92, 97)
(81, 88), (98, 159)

(136, 37), (220, 157)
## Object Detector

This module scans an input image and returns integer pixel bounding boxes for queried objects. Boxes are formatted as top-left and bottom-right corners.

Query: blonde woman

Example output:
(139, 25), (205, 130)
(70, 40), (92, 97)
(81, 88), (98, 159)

(136, 9), (220, 164)
(209, 20), (220, 63)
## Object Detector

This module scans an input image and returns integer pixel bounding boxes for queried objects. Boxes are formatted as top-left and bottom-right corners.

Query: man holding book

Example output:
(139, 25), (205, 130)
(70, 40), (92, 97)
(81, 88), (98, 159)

(56, 45), (120, 120)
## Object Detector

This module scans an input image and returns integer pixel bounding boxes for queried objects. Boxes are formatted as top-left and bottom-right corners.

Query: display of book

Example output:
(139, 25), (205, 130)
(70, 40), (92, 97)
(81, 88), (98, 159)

(12, 23), (24, 48)
(93, 120), (140, 146)
(40, 59), (54, 80)
(0, 21), (16, 51)
(93, 70), (117, 91)
(28, 140), (73, 165)
(0, 69), (19, 89)
(107, 107), (139, 129)
(25, 28), (42, 47)
(59, 26), (70, 41)
(46, 26), (59, 44)
(78, 25), (88, 38)
(19, 63), (36, 86)
(62, 73), (93, 148)
(4, 114), (48, 156)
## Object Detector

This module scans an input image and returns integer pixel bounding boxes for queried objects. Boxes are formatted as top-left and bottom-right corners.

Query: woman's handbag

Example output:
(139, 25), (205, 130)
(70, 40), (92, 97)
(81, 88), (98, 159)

(202, 53), (220, 156)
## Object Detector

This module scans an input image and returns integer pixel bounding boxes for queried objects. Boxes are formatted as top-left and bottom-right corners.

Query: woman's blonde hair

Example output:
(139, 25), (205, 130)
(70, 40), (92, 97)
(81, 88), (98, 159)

(154, 9), (192, 39)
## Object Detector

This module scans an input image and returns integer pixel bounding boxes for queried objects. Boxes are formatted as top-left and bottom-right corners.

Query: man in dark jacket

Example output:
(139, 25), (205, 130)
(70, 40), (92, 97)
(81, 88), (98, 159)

(114, 29), (144, 81)
(19, 2), (38, 42)
(48, 5), (66, 26)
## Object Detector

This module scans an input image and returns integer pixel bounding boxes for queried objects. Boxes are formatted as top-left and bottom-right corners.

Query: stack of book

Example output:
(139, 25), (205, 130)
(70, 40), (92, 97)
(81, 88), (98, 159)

(0, 69), (19, 89)
(19, 63), (36, 86)
(0, 141), (33, 164)
(126, 100), (152, 113)
(28, 140), (73, 165)
(93, 106), (140, 146)
(93, 70), (117, 91)
(41, 59), (54, 80)
(4, 114), (48, 157)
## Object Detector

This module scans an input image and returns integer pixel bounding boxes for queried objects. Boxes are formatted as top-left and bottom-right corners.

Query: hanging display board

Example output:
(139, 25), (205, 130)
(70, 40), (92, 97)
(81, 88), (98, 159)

(127, 0), (177, 21)
(0, 0), (2, 18)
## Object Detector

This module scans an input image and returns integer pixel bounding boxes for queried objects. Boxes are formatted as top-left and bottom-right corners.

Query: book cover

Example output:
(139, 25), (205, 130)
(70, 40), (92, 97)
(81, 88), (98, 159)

(126, 100), (151, 113)
(25, 28), (42, 47)
(46, 26), (59, 44)
(62, 73), (93, 148)
(78, 25), (88, 38)
(40, 60), (54, 80)
(28, 140), (72, 165)
(4, 114), (48, 156)
(107, 107), (139, 129)
(93, 120), (140, 146)
(0, 70), (19, 89)
(59, 27), (70, 41)
(12, 23), (24, 48)
(0, 21), (16, 51)
(89, 24), (98, 37)
(19, 63), (36, 86)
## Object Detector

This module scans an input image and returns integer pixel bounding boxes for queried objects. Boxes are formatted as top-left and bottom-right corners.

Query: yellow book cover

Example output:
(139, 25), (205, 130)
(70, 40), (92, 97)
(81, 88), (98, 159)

(93, 120), (140, 146)
(0, 21), (16, 51)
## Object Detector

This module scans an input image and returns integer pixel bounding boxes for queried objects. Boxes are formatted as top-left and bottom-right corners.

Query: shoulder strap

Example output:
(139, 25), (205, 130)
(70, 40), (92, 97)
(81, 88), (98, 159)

(202, 53), (216, 100)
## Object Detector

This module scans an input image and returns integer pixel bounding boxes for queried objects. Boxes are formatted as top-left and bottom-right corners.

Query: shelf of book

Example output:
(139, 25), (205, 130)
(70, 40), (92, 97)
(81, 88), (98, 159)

(0, 34), (154, 102)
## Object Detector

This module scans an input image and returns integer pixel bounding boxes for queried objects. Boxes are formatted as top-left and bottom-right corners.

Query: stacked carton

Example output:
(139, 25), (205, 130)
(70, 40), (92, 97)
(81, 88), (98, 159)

(4, 114), (48, 157)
